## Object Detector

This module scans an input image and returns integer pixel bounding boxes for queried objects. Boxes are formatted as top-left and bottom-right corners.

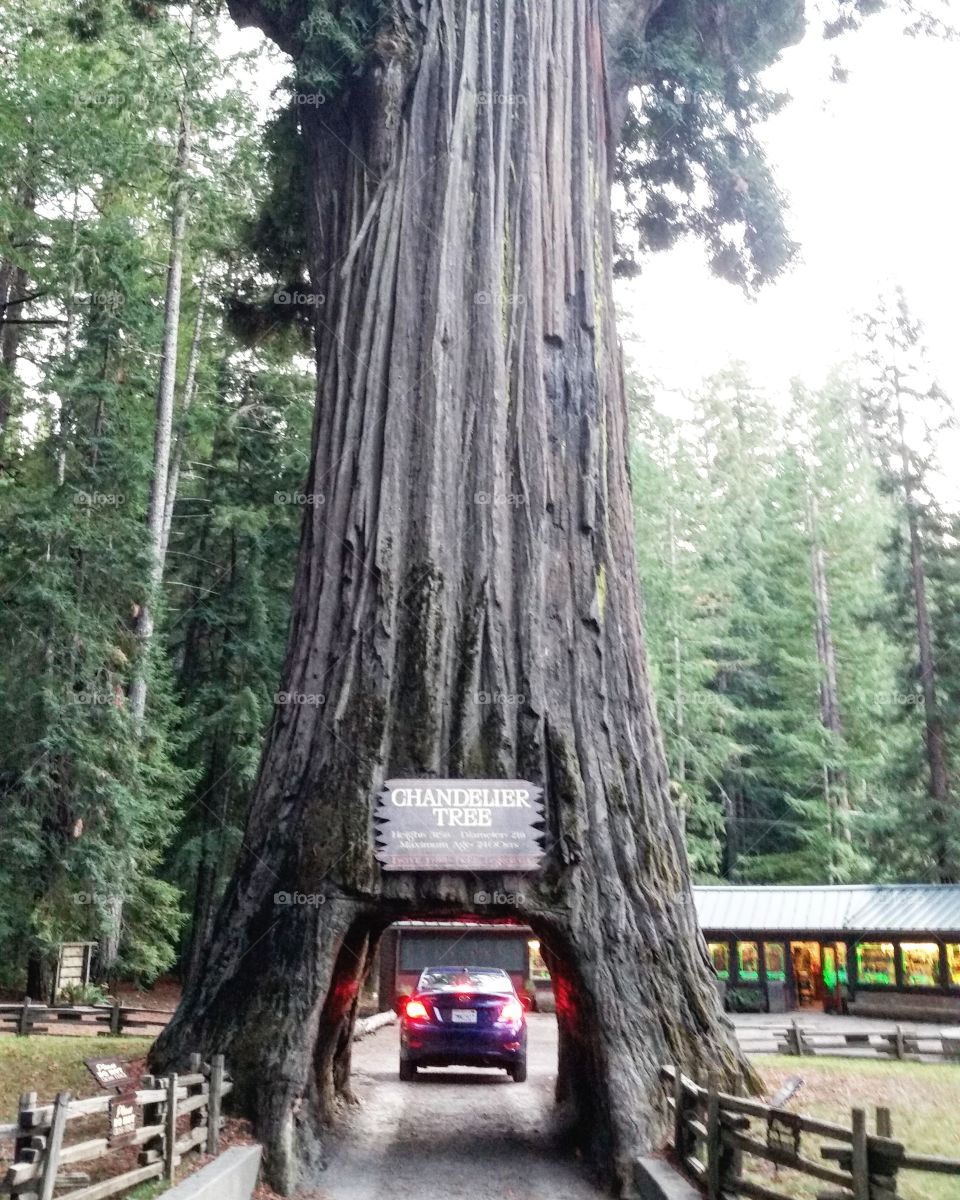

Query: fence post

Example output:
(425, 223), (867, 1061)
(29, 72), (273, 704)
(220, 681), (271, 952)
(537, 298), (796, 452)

(894, 1024), (905, 1061)
(672, 1066), (686, 1161)
(164, 1073), (179, 1183)
(139, 1075), (163, 1166)
(873, 1107), (899, 1198)
(14, 1091), (40, 1200)
(18, 997), (31, 1036)
(705, 1071), (721, 1200)
(39, 1092), (71, 1200)
(206, 1055), (225, 1155)
(788, 1019), (806, 1056)
(110, 999), (122, 1036)
(186, 1053), (204, 1146)
(851, 1108), (869, 1200)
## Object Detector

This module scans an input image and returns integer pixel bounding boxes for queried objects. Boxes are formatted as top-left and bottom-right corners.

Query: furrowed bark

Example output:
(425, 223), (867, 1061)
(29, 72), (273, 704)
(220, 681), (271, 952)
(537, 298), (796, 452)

(154, 1), (747, 1193)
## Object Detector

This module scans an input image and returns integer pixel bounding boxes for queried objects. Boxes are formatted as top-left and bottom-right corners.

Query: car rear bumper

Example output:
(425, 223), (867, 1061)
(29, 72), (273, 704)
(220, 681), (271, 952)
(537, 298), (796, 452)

(401, 1024), (525, 1068)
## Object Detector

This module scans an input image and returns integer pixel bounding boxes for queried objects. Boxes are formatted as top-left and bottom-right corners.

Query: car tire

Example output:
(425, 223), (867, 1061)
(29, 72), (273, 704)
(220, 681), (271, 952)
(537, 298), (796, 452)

(399, 1059), (417, 1082)
(510, 1059), (527, 1083)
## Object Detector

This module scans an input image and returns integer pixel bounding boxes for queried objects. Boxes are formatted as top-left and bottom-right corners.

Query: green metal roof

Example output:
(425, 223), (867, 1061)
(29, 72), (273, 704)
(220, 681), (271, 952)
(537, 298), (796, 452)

(693, 884), (960, 935)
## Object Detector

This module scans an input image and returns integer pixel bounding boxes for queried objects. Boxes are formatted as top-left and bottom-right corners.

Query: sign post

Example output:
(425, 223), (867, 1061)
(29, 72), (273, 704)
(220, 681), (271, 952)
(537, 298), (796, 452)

(374, 778), (545, 871)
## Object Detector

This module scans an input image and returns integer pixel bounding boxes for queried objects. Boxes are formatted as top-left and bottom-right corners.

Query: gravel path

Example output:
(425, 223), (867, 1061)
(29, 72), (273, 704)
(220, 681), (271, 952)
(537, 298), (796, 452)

(306, 1015), (608, 1200)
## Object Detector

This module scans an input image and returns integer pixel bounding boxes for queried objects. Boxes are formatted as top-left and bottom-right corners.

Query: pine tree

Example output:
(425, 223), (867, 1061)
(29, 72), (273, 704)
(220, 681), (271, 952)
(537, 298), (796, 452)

(0, 0), (273, 991)
(629, 377), (736, 877)
(858, 290), (959, 881)
(629, 365), (903, 884)
(164, 346), (313, 985)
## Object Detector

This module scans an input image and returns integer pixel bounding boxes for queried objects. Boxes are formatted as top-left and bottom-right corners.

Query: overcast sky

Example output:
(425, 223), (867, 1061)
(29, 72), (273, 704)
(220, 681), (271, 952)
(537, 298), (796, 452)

(616, 8), (960, 409)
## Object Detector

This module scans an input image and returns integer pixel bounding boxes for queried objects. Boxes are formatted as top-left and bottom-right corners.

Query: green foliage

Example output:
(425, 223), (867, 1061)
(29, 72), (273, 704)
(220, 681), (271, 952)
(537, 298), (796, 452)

(629, 361), (912, 883)
(612, 0), (950, 288)
(295, 0), (384, 92)
(615, 0), (802, 288)
(162, 351), (312, 977)
(56, 982), (112, 1005)
(725, 985), (766, 1012)
(856, 290), (960, 879)
(0, 0), (306, 989)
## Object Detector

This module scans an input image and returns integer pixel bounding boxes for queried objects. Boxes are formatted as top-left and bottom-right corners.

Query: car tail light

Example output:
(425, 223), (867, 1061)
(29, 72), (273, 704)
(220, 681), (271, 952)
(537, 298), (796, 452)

(404, 998), (430, 1021)
(496, 997), (524, 1025)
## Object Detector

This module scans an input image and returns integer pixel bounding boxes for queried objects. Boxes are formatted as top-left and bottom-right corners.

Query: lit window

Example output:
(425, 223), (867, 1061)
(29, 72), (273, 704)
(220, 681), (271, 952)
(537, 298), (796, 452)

(837, 942), (848, 985)
(856, 942), (896, 986)
(900, 942), (941, 988)
(948, 945), (960, 988)
(738, 941), (759, 982)
(763, 942), (786, 981)
(527, 939), (550, 982)
(708, 943), (730, 980)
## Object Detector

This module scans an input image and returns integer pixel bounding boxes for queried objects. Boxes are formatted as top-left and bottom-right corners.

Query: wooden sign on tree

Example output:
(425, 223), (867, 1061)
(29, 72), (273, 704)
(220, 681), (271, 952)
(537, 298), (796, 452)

(373, 779), (545, 871)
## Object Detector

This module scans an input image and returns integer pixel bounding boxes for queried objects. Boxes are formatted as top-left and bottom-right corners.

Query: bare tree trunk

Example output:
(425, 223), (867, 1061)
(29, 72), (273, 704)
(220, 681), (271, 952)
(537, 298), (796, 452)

(895, 393), (953, 880)
(104, 4), (199, 977)
(0, 264), (29, 436)
(806, 490), (850, 857)
(128, 2), (198, 727)
(154, 1), (746, 1193)
(160, 266), (208, 567)
(182, 737), (230, 988)
(0, 177), (36, 441)
(55, 194), (82, 489)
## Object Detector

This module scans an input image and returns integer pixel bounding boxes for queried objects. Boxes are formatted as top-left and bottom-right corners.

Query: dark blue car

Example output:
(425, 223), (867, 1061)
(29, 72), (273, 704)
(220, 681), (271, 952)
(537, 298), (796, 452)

(399, 965), (527, 1082)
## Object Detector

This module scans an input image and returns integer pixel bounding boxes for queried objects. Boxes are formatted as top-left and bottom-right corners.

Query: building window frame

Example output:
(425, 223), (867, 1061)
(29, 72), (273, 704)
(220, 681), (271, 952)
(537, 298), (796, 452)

(854, 940), (898, 988)
(708, 940), (731, 981)
(899, 941), (943, 989)
(736, 940), (761, 983)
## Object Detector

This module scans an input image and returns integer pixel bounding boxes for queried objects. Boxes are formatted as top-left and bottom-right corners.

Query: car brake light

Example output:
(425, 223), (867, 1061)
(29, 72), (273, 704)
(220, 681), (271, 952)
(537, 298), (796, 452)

(496, 997), (524, 1025)
(405, 998), (430, 1021)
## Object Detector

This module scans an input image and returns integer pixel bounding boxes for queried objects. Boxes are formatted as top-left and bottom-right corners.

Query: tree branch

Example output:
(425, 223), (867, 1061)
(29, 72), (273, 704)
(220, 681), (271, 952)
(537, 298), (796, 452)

(1, 290), (46, 310)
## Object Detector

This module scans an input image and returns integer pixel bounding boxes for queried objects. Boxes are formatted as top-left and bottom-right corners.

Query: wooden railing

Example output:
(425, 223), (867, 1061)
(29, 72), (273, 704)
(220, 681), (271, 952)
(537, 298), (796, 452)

(0, 1002), (173, 1038)
(661, 1063), (960, 1199)
(0, 1054), (230, 1200)
(735, 1020), (960, 1064)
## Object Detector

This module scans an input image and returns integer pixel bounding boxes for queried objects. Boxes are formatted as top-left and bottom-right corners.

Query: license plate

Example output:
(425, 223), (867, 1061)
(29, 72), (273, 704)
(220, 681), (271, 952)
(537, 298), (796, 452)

(451, 1009), (477, 1024)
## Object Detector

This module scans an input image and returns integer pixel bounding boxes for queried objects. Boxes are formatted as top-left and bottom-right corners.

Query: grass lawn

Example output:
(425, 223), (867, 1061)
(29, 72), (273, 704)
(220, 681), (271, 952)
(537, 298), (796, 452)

(0, 1035), (152, 1123)
(750, 1055), (960, 1200)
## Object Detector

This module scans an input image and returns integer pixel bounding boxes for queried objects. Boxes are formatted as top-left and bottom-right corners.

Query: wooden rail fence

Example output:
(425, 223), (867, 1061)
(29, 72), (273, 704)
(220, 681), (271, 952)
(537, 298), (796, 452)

(735, 1020), (960, 1064)
(0, 1055), (230, 1200)
(0, 1003), (173, 1039)
(662, 1063), (960, 1200)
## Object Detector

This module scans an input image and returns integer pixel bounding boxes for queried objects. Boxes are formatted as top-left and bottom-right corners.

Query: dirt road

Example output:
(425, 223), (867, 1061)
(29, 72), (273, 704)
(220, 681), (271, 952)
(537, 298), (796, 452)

(307, 1014), (608, 1200)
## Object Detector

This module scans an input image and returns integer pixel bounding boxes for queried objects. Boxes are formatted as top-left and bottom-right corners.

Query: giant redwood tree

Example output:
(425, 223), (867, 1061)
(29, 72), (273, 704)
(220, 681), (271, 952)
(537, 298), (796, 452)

(154, 0), (825, 1192)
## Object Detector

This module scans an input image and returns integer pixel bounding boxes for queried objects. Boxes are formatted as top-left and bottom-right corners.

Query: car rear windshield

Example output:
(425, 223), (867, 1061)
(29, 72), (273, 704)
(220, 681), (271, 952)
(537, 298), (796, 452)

(418, 968), (514, 993)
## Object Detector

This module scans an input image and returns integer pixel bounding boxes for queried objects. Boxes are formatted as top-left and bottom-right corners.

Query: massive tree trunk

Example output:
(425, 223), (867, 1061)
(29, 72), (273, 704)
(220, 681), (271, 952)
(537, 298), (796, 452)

(153, 1), (746, 1193)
